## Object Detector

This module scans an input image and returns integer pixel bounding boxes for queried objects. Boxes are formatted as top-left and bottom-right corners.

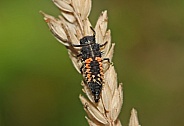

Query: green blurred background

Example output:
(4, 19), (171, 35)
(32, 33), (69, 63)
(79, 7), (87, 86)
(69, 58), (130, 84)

(0, 0), (184, 126)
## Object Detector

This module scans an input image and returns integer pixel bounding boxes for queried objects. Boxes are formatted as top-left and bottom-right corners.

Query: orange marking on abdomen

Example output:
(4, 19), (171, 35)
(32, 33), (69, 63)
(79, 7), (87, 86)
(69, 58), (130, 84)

(85, 63), (90, 69)
(95, 57), (102, 62)
(85, 58), (93, 64)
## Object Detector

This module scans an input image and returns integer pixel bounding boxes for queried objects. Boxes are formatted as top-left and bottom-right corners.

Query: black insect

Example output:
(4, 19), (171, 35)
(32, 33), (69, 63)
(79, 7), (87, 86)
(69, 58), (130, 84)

(73, 27), (110, 103)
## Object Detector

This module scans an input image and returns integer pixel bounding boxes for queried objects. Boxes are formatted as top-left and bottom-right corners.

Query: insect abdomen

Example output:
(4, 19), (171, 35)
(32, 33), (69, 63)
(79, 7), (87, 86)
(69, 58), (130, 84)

(84, 57), (104, 102)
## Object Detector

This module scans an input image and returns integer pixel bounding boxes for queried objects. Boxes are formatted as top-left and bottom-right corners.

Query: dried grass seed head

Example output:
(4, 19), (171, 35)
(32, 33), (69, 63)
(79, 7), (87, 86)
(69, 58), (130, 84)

(40, 0), (140, 126)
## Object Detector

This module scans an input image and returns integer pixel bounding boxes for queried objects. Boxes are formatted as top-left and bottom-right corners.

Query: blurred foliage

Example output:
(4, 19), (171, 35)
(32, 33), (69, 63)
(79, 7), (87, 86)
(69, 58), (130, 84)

(0, 0), (184, 126)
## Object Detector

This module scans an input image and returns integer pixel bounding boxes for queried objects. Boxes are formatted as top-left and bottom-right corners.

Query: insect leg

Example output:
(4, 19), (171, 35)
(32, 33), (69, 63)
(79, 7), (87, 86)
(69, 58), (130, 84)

(76, 53), (82, 57)
(72, 44), (84, 47)
(100, 41), (108, 48)
(72, 43), (90, 47)
(90, 26), (96, 37)
(103, 58), (110, 63)
(102, 58), (113, 72)
(80, 63), (85, 74)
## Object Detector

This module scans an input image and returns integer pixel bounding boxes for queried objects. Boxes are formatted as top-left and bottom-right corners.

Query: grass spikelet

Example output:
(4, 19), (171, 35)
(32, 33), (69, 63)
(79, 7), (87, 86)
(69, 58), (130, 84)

(129, 109), (141, 126)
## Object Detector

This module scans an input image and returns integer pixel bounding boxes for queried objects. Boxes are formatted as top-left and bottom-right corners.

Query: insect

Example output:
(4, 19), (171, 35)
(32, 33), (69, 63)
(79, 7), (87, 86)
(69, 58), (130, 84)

(73, 27), (110, 103)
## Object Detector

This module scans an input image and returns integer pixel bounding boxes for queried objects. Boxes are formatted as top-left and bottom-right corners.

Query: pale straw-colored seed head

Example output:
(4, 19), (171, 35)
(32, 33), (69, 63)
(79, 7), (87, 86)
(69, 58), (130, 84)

(129, 109), (141, 126)
(40, 0), (141, 126)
